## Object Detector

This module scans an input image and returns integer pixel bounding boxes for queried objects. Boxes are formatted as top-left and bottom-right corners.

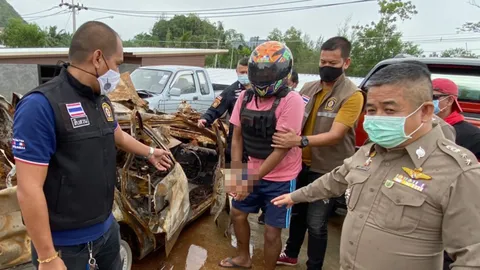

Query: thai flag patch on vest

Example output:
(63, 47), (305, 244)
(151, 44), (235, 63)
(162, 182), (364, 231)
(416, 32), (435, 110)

(11, 138), (26, 150)
(65, 102), (90, 128)
(302, 95), (310, 104)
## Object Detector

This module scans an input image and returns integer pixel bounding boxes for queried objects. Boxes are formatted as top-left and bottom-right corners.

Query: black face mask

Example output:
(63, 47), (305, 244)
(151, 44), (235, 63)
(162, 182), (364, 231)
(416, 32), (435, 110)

(319, 66), (344, 83)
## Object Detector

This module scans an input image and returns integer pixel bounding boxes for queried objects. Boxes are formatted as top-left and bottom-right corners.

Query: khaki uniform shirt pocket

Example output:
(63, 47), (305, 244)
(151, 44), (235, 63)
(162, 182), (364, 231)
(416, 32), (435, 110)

(345, 170), (370, 211)
(374, 183), (427, 234)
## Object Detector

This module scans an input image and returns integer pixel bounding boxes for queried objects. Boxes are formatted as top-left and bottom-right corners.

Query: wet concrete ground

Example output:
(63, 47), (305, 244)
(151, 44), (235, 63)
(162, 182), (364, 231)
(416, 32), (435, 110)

(133, 211), (344, 270)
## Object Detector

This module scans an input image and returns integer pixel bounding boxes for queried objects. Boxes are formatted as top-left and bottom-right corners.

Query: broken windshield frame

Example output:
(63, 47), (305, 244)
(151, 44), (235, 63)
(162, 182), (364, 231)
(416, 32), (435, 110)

(131, 69), (173, 94)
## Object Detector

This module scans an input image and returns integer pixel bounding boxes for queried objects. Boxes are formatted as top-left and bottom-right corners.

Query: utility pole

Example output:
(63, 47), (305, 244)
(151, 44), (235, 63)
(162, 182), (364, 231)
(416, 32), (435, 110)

(229, 45), (234, 69)
(59, 0), (86, 33)
(72, 0), (76, 33)
(214, 38), (220, 68)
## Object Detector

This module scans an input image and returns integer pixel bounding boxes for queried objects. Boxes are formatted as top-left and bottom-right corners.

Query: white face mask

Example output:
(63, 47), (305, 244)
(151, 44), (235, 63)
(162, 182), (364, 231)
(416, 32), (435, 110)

(98, 69), (120, 95)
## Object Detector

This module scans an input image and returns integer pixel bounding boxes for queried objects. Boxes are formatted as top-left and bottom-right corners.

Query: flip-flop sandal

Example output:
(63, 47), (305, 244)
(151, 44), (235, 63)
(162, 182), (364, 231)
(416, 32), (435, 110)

(218, 257), (252, 269)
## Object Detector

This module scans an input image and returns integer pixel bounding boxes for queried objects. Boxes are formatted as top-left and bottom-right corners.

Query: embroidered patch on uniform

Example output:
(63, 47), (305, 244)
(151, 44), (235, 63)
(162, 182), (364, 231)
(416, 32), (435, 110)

(11, 138), (25, 150)
(324, 97), (337, 111)
(211, 96), (222, 108)
(66, 102), (86, 118)
(65, 102), (90, 129)
(102, 102), (114, 122)
(393, 174), (425, 192)
(384, 179), (394, 188)
(301, 95), (310, 104)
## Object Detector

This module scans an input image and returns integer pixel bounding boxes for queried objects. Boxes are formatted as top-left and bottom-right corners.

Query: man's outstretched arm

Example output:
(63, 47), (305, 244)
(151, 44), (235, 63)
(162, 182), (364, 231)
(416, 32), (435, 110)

(272, 156), (353, 207)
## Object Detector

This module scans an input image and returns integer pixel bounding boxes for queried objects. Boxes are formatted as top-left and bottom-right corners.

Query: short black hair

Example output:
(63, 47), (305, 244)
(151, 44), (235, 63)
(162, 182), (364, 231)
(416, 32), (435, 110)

(291, 69), (299, 84)
(69, 21), (120, 63)
(238, 57), (249, 66)
(321, 36), (352, 59)
(401, 59), (431, 74)
(366, 62), (433, 107)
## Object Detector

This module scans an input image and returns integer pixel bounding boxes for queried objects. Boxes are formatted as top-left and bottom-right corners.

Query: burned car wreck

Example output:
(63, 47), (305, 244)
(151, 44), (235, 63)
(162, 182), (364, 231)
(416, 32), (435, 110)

(0, 73), (227, 270)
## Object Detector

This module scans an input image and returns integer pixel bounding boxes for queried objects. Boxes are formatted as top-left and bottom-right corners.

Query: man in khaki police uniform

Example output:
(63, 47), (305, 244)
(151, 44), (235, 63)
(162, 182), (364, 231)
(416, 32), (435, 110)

(272, 62), (480, 269)
(273, 36), (364, 268)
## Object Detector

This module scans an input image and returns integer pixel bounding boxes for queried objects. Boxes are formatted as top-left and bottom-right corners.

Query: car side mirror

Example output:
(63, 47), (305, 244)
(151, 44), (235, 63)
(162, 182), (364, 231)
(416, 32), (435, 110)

(169, 87), (181, 96)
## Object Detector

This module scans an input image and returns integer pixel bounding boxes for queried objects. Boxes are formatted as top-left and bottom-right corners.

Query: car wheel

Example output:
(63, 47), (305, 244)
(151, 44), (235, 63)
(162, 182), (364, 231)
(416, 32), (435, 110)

(120, 239), (133, 270)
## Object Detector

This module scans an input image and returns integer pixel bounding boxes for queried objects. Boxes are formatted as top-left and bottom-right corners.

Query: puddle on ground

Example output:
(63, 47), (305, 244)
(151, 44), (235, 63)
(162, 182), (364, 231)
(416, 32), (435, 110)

(132, 211), (343, 270)
(185, 244), (207, 270)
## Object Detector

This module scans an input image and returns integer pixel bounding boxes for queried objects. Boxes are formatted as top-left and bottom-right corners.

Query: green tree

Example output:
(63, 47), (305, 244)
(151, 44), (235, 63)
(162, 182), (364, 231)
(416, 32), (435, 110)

(348, 0), (423, 76)
(123, 33), (160, 47)
(266, 27), (322, 74)
(150, 14), (222, 49)
(459, 0), (480, 32)
(441, 48), (477, 58)
(125, 14), (250, 68)
(0, 18), (47, 47)
(45, 26), (72, 47)
(267, 28), (283, 41)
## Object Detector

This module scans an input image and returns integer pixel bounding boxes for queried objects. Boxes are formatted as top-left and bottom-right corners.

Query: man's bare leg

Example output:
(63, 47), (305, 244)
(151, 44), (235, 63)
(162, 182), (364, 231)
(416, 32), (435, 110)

(219, 207), (252, 268)
(264, 224), (282, 270)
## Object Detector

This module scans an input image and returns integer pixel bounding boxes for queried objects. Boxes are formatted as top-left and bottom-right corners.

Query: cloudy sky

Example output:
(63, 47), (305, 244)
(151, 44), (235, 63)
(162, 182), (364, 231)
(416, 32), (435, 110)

(8, 0), (480, 54)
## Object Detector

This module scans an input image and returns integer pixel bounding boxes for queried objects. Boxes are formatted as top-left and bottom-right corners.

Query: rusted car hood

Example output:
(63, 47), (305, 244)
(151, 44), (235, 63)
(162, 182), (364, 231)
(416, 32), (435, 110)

(0, 94), (30, 270)
(108, 74), (226, 256)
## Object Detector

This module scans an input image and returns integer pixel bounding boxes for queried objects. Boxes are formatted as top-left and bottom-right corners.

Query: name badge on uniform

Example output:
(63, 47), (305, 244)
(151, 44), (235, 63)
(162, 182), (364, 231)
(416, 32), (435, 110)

(66, 102), (90, 128)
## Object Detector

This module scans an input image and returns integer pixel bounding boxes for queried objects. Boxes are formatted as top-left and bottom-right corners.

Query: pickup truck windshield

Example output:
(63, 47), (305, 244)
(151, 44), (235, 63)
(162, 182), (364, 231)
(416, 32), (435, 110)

(431, 73), (480, 103)
(131, 69), (172, 93)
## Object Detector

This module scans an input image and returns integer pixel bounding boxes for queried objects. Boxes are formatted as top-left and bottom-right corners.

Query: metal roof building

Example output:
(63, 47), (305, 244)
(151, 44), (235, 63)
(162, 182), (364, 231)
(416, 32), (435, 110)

(0, 47), (228, 97)
(0, 47), (228, 66)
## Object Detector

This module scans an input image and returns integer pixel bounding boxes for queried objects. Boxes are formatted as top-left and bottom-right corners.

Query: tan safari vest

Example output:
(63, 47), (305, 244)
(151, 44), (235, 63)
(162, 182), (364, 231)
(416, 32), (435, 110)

(300, 74), (361, 174)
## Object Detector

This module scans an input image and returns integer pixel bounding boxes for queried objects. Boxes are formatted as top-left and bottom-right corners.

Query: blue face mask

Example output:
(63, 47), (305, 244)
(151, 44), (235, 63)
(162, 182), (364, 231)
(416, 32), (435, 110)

(433, 100), (440, 114)
(363, 105), (424, 149)
(433, 97), (448, 114)
(238, 74), (250, 86)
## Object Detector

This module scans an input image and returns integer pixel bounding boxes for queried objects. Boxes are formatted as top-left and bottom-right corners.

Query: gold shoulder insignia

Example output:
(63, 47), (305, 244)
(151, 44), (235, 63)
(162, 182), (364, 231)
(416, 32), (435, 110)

(402, 167), (432, 180)
(437, 139), (479, 170)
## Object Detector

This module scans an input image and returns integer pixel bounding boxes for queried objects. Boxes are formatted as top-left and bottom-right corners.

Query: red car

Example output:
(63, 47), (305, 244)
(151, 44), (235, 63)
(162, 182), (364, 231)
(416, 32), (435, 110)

(355, 57), (480, 148)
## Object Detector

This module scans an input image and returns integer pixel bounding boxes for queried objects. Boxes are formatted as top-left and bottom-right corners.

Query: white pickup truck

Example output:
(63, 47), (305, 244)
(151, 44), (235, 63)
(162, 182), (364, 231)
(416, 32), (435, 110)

(130, 65), (217, 114)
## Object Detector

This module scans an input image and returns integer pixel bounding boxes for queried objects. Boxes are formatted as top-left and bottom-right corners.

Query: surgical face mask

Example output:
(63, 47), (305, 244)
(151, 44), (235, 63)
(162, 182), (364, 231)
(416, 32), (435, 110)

(433, 97), (448, 114)
(238, 74), (250, 86)
(98, 69), (120, 95)
(69, 54), (120, 95)
(363, 105), (424, 149)
(319, 66), (343, 82)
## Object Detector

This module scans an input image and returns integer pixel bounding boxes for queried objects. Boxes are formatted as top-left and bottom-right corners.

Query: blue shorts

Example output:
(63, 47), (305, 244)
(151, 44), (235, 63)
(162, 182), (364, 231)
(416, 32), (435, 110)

(232, 179), (296, 228)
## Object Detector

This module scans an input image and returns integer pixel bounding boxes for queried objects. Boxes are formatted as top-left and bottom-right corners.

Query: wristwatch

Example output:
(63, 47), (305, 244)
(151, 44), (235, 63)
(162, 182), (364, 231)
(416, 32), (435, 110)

(300, 136), (309, 148)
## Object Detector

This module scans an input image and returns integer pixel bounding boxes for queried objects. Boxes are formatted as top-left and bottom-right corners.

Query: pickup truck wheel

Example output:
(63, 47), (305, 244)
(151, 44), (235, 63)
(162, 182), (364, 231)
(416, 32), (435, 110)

(120, 239), (133, 270)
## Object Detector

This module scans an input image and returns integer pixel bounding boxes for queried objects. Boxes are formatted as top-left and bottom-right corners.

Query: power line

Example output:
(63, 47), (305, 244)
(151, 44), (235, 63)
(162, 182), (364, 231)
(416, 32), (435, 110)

(88, 0), (316, 14)
(86, 0), (377, 19)
(120, 36), (480, 46)
(20, 6), (59, 17)
(59, 0), (87, 33)
(24, 10), (70, 22)
(63, 12), (73, 32)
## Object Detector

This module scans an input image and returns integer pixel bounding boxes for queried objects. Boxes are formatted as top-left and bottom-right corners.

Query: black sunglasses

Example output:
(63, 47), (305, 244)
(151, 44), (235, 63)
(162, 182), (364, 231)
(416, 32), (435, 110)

(433, 94), (449, 100)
